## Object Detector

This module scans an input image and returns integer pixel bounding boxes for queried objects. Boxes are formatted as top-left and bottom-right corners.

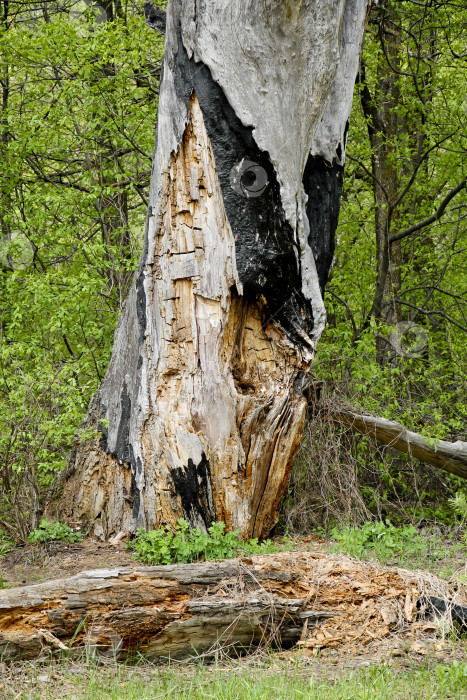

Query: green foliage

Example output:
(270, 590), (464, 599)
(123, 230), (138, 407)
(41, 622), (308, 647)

(330, 520), (424, 563)
(449, 492), (467, 523)
(449, 492), (467, 547)
(0, 0), (165, 535)
(28, 518), (83, 544)
(0, 528), (13, 556)
(330, 520), (463, 575)
(310, 0), (467, 523)
(130, 519), (279, 565)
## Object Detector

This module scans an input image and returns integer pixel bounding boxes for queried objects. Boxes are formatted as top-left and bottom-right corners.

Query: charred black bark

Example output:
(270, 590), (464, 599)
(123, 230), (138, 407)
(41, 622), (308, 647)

(303, 155), (344, 293)
(420, 596), (467, 632)
(172, 31), (317, 345)
(170, 454), (215, 529)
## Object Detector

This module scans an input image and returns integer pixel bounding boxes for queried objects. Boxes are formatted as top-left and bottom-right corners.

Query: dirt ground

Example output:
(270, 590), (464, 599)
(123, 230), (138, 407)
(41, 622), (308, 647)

(0, 539), (137, 588)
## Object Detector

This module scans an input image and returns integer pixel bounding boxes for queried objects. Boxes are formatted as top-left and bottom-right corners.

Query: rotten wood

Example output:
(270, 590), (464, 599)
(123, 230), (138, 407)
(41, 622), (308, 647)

(0, 551), (448, 662)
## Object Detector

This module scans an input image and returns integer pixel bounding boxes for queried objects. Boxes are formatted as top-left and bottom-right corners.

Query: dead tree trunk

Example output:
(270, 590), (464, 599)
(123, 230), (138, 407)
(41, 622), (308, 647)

(59, 1), (372, 540)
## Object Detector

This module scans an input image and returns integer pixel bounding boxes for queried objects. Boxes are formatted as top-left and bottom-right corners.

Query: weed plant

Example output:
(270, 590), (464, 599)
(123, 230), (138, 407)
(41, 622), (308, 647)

(329, 520), (423, 562)
(130, 519), (282, 565)
(28, 518), (84, 545)
(327, 519), (467, 573)
(0, 528), (14, 556)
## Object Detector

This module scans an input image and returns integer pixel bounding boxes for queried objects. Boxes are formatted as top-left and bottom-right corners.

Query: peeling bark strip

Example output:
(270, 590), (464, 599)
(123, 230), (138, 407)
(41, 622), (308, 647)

(60, 1), (372, 539)
(0, 551), (453, 662)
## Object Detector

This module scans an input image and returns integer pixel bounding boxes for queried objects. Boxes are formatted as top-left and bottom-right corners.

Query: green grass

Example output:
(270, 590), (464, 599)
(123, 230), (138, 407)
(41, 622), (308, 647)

(328, 520), (466, 575)
(3, 658), (467, 699)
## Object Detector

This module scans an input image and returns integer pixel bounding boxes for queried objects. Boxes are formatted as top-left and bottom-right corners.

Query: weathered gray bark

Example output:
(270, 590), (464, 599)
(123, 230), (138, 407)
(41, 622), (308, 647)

(60, 1), (372, 540)
(329, 404), (467, 479)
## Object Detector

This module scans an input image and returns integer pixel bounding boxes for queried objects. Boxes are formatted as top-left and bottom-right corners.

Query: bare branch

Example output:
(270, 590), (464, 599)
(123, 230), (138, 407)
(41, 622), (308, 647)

(390, 178), (467, 243)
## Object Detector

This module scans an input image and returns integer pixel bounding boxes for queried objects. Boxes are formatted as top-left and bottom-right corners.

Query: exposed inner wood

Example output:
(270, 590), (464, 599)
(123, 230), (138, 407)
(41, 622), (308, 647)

(60, 96), (310, 540)
(1, 551), (453, 663)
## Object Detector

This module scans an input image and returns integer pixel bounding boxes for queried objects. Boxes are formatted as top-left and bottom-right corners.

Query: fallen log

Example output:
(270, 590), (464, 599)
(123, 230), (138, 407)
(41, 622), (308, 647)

(329, 405), (467, 480)
(0, 551), (462, 662)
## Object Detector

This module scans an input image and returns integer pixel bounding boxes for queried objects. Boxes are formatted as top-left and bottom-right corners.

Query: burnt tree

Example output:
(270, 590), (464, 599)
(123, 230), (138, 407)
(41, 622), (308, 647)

(60, 0), (372, 539)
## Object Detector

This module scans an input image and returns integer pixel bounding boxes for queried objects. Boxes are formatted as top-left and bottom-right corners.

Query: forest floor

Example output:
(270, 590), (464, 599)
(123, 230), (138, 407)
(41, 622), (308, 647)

(2, 530), (466, 589)
(1, 534), (467, 698)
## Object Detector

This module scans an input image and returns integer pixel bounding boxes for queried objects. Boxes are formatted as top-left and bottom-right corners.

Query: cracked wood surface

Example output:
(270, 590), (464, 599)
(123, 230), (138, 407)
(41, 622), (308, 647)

(0, 551), (448, 662)
(0, 558), (310, 661)
(59, 1), (371, 540)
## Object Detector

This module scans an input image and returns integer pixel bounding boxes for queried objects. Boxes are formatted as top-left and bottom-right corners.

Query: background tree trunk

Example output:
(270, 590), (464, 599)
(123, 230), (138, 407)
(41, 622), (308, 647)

(59, 0), (372, 540)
